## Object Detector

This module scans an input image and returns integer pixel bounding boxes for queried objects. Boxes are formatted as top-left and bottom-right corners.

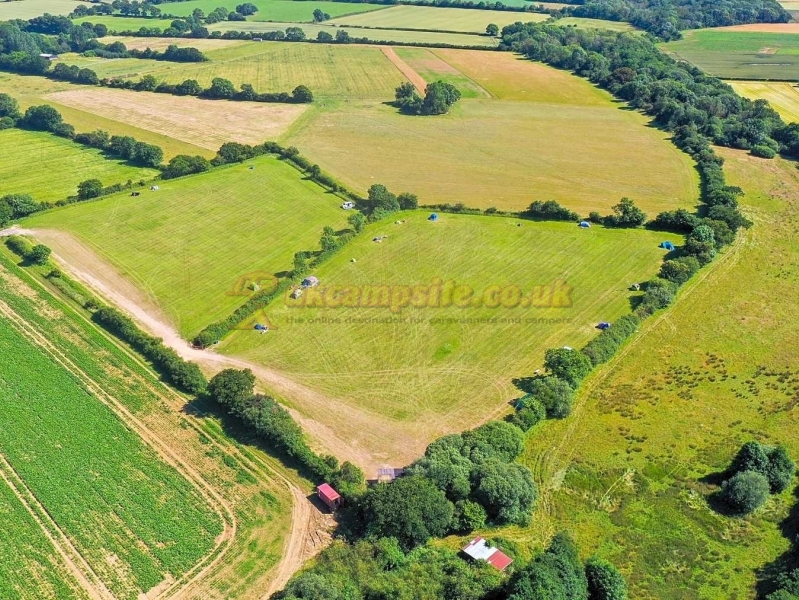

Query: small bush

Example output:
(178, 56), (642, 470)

(721, 470), (770, 514)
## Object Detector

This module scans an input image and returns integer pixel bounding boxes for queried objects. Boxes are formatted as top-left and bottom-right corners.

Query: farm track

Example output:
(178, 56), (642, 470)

(381, 47), (427, 93)
(0, 455), (114, 600)
(530, 228), (747, 525)
(0, 250), (330, 598)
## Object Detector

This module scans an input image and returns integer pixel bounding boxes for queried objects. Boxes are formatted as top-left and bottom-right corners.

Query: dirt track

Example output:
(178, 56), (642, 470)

(381, 47), (427, 94)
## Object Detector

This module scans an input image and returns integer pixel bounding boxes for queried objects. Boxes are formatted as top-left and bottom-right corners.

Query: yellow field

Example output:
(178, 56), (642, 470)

(728, 80), (799, 122)
(45, 87), (309, 151)
(103, 36), (249, 52)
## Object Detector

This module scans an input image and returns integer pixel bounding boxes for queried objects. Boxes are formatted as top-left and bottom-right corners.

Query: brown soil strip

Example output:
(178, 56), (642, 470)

(381, 46), (427, 94)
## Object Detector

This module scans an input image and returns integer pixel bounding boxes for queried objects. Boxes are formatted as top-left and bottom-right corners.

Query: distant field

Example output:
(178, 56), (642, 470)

(0, 308), (222, 598)
(0, 128), (156, 202)
(0, 0), (82, 19)
(220, 211), (678, 469)
(555, 16), (638, 31)
(288, 49), (697, 214)
(504, 150), (799, 599)
(164, 0), (387, 21)
(661, 29), (799, 79)
(728, 80), (799, 122)
(46, 87), (309, 151)
(103, 35), (248, 51)
(73, 15), (174, 31)
(26, 155), (350, 337)
(63, 42), (403, 99)
(329, 5), (547, 33)
(208, 20), (500, 45)
(394, 47), (490, 97)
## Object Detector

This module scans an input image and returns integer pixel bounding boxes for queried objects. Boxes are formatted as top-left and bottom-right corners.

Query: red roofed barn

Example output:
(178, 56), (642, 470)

(317, 483), (341, 510)
(462, 537), (513, 572)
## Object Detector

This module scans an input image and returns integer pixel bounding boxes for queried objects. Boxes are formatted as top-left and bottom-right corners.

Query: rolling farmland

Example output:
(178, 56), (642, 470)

(287, 50), (697, 214)
(728, 80), (799, 122)
(219, 211), (680, 469)
(0, 0), (83, 19)
(660, 28), (799, 79)
(0, 128), (157, 202)
(26, 155), (351, 337)
(164, 0), (387, 21)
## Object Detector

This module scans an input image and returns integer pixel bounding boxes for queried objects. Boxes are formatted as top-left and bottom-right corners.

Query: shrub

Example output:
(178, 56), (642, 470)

(586, 558), (628, 600)
(581, 314), (640, 366)
(522, 376), (575, 418)
(525, 200), (579, 222)
(77, 178), (104, 200)
(603, 197), (646, 228)
(452, 499), (487, 533)
(544, 347), (592, 387)
(510, 396), (546, 430)
(5, 235), (33, 258)
(639, 278), (678, 313)
(659, 256), (700, 286)
(752, 144), (776, 158)
(721, 470), (770, 514)
(29, 244), (52, 265)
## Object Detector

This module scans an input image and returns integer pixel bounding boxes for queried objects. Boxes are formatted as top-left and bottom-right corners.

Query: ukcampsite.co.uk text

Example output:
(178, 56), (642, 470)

(286, 278), (573, 314)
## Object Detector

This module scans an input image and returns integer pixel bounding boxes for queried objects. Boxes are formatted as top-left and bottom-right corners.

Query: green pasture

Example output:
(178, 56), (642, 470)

(0, 0), (82, 20)
(0, 128), (157, 203)
(163, 0), (387, 21)
(555, 16), (638, 31)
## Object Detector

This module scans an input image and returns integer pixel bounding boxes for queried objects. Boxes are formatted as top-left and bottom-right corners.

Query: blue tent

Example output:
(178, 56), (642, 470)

(579, 221), (591, 228)
(660, 241), (675, 250)
(429, 213), (439, 221)
(597, 322), (611, 330)
(254, 324), (267, 331)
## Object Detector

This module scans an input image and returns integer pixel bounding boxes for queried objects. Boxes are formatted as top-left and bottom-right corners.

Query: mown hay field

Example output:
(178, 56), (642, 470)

(555, 16), (639, 31)
(0, 0), (82, 19)
(26, 155), (351, 337)
(45, 87), (309, 151)
(64, 41), (403, 99)
(73, 15), (175, 31)
(220, 211), (679, 468)
(287, 49), (698, 214)
(660, 28), (799, 79)
(729, 80), (799, 122)
(0, 304), (222, 598)
(103, 35), (249, 52)
(0, 128), (157, 202)
(505, 149), (799, 599)
(329, 5), (547, 32)
(165, 0), (387, 21)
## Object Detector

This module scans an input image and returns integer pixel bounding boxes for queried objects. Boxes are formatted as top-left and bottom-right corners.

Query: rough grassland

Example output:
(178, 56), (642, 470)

(555, 16), (638, 31)
(0, 0), (82, 19)
(164, 0), (386, 21)
(287, 51), (697, 214)
(394, 47), (491, 98)
(0, 310), (222, 598)
(103, 35), (249, 51)
(729, 80), (799, 122)
(506, 149), (799, 599)
(26, 155), (350, 337)
(660, 29), (799, 79)
(45, 87), (308, 151)
(220, 212), (679, 469)
(208, 20), (499, 45)
(329, 5), (547, 33)
(63, 42), (403, 99)
(0, 128), (156, 202)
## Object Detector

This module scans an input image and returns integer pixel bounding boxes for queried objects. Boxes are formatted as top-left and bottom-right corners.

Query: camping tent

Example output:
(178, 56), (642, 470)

(660, 241), (675, 250)
(429, 213), (438, 221)
(302, 276), (319, 288)
(597, 322), (610, 330)
(579, 221), (591, 228)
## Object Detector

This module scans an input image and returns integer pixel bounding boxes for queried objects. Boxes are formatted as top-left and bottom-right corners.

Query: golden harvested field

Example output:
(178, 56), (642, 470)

(728, 80), (799, 122)
(556, 16), (639, 31)
(0, 0), (82, 19)
(103, 36), (249, 52)
(329, 5), (547, 33)
(45, 88), (308, 151)
(718, 22), (799, 32)
(287, 50), (698, 214)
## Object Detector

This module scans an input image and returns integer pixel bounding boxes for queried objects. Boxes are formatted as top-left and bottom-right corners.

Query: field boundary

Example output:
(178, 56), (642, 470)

(381, 46), (427, 92)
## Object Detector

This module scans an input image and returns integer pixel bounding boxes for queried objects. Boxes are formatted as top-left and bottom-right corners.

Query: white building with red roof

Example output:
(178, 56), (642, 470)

(462, 536), (513, 571)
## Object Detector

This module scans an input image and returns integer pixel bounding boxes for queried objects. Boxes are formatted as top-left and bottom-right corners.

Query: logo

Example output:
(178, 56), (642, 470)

(226, 271), (279, 297)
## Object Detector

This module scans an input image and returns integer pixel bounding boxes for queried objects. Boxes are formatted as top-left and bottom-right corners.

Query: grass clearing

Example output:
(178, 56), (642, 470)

(329, 5), (547, 32)
(0, 0), (82, 19)
(728, 80), (799, 122)
(555, 16), (639, 31)
(0, 128), (156, 202)
(501, 149), (799, 599)
(0, 299), (222, 598)
(165, 0), (387, 21)
(25, 155), (351, 337)
(287, 51), (697, 214)
(45, 87), (309, 151)
(660, 28), (799, 79)
(218, 211), (679, 470)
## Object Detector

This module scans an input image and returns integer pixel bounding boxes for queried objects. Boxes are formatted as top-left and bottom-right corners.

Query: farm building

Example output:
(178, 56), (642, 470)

(39, 53), (58, 60)
(376, 468), (405, 483)
(302, 276), (319, 288)
(462, 537), (513, 571)
(317, 483), (341, 511)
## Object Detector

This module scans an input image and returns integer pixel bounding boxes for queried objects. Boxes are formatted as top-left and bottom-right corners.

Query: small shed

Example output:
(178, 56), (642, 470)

(579, 221), (591, 228)
(660, 241), (675, 250)
(597, 322), (610, 330)
(462, 537), (513, 572)
(317, 483), (341, 510)
(301, 276), (319, 288)
(377, 468), (405, 484)
(428, 213), (439, 221)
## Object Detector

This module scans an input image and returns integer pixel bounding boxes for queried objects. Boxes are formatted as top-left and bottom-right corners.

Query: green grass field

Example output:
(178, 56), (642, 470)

(207, 20), (499, 45)
(661, 29), (799, 79)
(62, 41), (403, 99)
(329, 5), (547, 33)
(164, 0), (387, 21)
(0, 307), (222, 598)
(219, 211), (680, 467)
(0, 128), (157, 203)
(394, 47), (491, 97)
(499, 149), (799, 599)
(26, 155), (351, 337)
(287, 49), (697, 214)
(556, 16), (638, 31)
(0, 0), (83, 19)
(729, 80), (799, 122)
